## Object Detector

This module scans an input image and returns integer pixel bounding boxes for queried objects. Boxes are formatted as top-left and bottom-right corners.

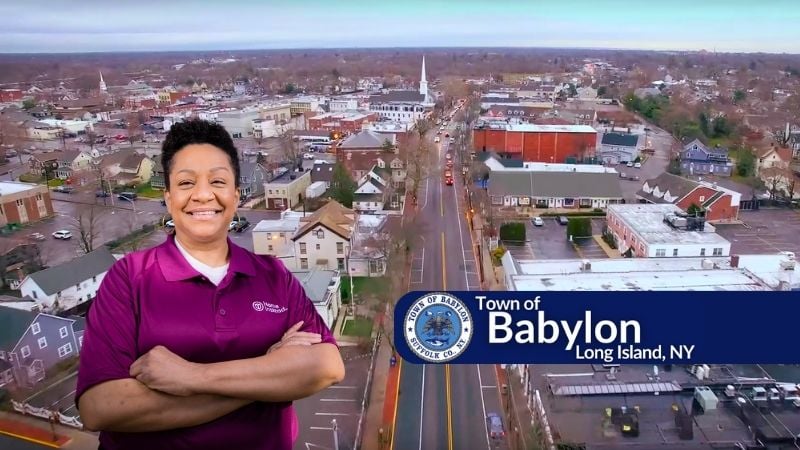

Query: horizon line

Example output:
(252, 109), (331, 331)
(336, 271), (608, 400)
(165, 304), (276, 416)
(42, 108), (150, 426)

(1, 44), (798, 57)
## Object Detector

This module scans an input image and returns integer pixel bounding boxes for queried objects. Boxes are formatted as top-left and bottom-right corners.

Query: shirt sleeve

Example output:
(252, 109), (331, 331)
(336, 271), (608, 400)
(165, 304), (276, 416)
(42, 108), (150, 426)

(282, 264), (337, 347)
(75, 257), (139, 406)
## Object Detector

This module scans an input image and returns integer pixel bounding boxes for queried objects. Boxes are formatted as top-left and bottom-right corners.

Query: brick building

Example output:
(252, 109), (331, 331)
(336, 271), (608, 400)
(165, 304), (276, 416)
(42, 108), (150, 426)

(0, 182), (53, 226)
(307, 112), (377, 135)
(472, 123), (597, 162)
(636, 173), (741, 223)
(0, 89), (24, 103)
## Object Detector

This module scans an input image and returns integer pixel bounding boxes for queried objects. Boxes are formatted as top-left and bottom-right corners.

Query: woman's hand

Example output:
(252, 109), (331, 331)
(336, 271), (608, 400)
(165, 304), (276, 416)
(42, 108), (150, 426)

(268, 321), (322, 354)
(129, 345), (201, 396)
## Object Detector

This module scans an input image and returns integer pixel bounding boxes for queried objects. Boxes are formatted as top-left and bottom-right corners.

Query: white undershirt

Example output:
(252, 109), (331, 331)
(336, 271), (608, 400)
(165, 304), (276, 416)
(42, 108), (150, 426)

(174, 237), (229, 286)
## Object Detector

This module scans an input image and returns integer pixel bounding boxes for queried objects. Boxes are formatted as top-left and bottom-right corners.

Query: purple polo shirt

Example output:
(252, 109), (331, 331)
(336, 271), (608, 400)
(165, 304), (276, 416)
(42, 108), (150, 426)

(76, 235), (336, 450)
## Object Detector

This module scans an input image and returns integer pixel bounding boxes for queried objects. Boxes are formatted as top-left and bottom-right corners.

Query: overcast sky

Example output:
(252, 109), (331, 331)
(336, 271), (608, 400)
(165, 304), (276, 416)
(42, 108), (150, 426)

(2, 0), (798, 54)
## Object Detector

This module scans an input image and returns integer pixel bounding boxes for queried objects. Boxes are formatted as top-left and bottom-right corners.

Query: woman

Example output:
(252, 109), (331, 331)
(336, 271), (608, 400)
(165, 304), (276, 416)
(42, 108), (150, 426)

(76, 119), (345, 450)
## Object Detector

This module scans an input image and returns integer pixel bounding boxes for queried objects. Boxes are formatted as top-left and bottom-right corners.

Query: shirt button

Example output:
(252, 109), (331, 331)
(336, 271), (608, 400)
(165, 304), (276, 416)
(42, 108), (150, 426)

(219, 309), (226, 316)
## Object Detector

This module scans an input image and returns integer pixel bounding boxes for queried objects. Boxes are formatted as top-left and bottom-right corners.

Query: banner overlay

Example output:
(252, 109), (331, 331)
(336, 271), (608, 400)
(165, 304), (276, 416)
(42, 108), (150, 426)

(394, 291), (798, 365)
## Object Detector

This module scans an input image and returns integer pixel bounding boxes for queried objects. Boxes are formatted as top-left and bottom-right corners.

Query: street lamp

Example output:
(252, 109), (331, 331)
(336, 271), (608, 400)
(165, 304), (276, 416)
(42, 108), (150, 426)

(331, 418), (339, 450)
(118, 195), (138, 230)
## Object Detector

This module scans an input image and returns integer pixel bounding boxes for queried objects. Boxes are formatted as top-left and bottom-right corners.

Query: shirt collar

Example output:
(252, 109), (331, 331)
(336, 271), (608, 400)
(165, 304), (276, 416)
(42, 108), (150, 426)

(157, 234), (257, 282)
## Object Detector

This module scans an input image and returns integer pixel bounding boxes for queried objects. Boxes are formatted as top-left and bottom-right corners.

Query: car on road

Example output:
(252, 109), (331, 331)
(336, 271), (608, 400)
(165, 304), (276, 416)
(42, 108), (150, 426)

(557, 216), (569, 225)
(486, 412), (505, 439)
(118, 192), (138, 201)
(52, 230), (72, 240)
(444, 132), (450, 138)
(28, 232), (46, 241)
(532, 217), (544, 227)
(450, 137), (455, 143)
(634, 162), (642, 168)
(445, 153), (452, 160)
(434, 136), (440, 143)
(303, 152), (315, 160)
(54, 185), (74, 193)
(95, 190), (110, 197)
(231, 217), (250, 232)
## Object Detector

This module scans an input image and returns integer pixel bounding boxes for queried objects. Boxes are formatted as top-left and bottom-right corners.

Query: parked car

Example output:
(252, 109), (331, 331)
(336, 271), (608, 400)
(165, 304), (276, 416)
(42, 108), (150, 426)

(486, 412), (505, 439)
(626, 161), (634, 167)
(28, 232), (46, 241)
(118, 192), (138, 201)
(54, 185), (74, 193)
(95, 190), (110, 197)
(303, 152), (315, 160)
(52, 230), (72, 240)
(558, 216), (569, 225)
(634, 162), (642, 168)
(231, 217), (250, 232)
(532, 217), (544, 227)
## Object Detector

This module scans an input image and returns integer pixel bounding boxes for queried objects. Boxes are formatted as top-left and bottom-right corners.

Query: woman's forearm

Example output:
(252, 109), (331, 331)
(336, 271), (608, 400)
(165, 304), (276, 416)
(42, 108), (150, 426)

(191, 343), (344, 402)
(79, 378), (252, 432)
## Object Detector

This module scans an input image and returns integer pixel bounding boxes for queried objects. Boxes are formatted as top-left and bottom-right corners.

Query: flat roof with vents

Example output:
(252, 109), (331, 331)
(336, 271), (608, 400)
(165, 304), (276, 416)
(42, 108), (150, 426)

(551, 381), (682, 396)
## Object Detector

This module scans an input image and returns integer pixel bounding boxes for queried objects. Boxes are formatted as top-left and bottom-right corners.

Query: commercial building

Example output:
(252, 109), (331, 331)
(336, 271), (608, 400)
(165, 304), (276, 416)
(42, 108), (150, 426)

(637, 173), (741, 223)
(263, 168), (311, 210)
(472, 123), (597, 163)
(0, 182), (53, 226)
(606, 204), (731, 258)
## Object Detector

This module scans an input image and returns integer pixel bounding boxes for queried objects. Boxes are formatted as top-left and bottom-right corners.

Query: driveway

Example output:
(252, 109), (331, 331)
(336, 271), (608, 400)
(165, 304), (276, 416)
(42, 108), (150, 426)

(714, 209), (800, 255)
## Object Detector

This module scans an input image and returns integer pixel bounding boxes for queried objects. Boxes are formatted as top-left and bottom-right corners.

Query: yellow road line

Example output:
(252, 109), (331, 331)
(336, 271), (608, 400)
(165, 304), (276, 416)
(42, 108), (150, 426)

(441, 232), (447, 290)
(389, 358), (402, 450)
(0, 430), (63, 448)
(446, 364), (453, 450)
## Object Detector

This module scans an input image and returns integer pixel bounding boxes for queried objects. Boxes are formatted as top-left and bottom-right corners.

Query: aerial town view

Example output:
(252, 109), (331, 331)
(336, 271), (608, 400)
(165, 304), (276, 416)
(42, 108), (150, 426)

(0, 1), (799, 449)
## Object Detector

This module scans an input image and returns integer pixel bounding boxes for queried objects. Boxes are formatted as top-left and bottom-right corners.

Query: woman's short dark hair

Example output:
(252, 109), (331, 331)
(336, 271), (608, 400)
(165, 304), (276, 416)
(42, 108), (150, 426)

(161, 119), (240, 190)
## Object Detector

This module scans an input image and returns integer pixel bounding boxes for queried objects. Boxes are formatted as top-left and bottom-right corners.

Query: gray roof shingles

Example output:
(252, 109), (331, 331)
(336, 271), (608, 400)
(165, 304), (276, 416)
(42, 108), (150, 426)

(27, 247), (117, 296)
(601, 133), (639, 147)
(635, 172), (700, 203)
(488, 171), (623, 198)
(0, 307), (37, 350)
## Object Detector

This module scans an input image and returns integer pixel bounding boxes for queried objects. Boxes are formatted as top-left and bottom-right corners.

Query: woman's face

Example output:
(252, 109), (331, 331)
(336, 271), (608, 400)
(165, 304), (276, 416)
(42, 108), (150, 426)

(164, 144), (239, 244)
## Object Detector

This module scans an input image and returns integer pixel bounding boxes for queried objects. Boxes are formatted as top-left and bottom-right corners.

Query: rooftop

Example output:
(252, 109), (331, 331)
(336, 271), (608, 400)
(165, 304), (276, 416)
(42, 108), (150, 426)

(608, 204), (731, 246)
(502, 252), (799, 292)
(290, 270), (339, 305)
(0, 181), (43, 195)
(507, 123), (598, 133)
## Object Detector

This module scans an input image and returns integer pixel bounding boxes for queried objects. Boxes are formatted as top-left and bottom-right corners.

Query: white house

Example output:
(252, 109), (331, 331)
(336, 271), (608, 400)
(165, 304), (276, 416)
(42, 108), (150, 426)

(18, 247), (119, 314)
(251, 210), (310, 269)
(290, 270), (342, 329)
(292, 201), (355, 272)
(353, 169), (388, 213)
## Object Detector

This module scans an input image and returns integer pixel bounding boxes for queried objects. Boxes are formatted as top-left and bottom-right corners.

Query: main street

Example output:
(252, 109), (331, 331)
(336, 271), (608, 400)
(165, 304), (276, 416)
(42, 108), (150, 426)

(391, 125), (509, 450)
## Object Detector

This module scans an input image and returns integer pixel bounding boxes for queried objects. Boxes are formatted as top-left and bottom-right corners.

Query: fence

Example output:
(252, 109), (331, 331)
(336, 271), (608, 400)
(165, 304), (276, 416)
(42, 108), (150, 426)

(11, 399), (84, 429)
(353, 325), (382, 450)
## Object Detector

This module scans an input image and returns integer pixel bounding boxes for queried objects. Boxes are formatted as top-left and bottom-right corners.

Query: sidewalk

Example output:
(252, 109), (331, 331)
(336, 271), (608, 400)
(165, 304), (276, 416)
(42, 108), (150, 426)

(0, 411), (99, 449)
(593, 234), (622, 258)
(495, 366), (536, 450)
(360, 335), (396, 450)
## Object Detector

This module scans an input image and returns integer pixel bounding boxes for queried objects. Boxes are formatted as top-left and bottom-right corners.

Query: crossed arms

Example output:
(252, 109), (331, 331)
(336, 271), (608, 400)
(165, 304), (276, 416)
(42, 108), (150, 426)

(78, 322), (345, 432)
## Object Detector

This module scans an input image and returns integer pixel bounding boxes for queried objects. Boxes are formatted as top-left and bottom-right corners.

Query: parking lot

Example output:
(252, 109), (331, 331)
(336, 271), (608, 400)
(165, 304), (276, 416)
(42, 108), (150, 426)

(714, 209), (800, 255)
(293, 346), (371, 450)
(504, 217), (609, 261)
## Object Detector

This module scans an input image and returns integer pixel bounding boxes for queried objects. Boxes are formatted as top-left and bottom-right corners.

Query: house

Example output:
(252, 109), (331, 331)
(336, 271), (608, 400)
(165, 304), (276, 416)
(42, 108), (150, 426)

(18, 247), (118, 314)
(311, 162), (336, 189)
(251, 210), (309, 268)
(0, 182), (53, 226)
(606, 204), (731, 258)
(636, 172), (741, 222)
(680, 138), (733, 176)
(263, 168), (311, 210)
(238, 161), (271, 199)
(150, 160), (165, 189)
(599, 132), (640, 164)
(109, 153), (155, 186)
(348, 215), (389, 277)
(338, 131), (406, 187)
(0, 243), (42, 290)
(755, 145), (793, 172)
(484, 155), (623, 210)
(289, 270), (342, 329)
(353, 168), (389, 213)
(292, 201), (354, 272)
(0, 307), (85, 387)
(53, 150), (93, 180)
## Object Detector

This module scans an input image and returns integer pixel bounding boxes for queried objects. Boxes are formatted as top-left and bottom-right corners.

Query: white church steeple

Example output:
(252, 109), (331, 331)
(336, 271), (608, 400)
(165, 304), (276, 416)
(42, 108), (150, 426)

(99, 71), (107, 92)
(419, 56), (429, 103)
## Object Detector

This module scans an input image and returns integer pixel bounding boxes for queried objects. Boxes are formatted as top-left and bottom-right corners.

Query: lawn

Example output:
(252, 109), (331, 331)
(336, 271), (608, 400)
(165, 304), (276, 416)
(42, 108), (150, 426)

(341, 317), (374, 337)
(340, 276), (388, 303)
(136, 183), (164, 199)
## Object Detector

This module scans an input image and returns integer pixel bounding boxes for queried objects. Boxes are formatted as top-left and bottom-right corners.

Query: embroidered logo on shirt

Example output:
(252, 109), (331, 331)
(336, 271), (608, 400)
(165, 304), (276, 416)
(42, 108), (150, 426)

(252, 301), (287, 314)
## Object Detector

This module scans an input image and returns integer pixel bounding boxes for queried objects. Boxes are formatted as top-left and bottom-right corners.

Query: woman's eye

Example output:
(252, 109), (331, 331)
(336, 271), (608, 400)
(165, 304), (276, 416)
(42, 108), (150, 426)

(178, 181), (194, 186)
(212, 180), (226, 185)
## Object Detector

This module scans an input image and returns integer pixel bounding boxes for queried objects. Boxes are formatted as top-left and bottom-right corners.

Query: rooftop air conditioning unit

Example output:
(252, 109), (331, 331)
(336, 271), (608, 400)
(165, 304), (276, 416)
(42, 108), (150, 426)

(580, 260), (592, 271)
(701, 259), (714, 270)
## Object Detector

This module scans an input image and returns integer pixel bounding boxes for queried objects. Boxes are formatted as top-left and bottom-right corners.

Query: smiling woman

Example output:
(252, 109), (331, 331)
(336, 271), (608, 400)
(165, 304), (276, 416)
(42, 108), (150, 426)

(75, 119), (345, 450)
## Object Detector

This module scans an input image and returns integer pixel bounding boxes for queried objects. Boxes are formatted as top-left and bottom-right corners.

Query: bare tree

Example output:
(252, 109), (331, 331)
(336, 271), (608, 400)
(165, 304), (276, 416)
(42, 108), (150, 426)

(403, 119), (436, 202)
(71, 204), (104, 254)
(126, 112), (141, 146)
(277, 122), (301, 165)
